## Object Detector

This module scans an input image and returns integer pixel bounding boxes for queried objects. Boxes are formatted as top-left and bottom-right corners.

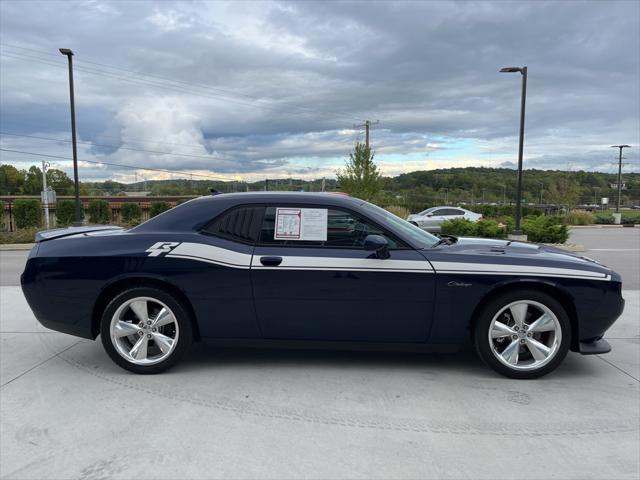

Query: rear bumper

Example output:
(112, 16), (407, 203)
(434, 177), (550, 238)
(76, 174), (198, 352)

(578, 338), (611, 355)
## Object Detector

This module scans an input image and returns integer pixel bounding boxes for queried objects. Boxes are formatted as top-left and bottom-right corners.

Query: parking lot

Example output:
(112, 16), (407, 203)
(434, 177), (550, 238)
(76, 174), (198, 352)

(1, 227), (639, 479)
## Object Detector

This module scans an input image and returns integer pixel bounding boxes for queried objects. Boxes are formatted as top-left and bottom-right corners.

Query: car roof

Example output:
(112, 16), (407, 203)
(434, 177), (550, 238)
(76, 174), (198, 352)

(193, 191), (362, 205)
(132, 192), (365, 233)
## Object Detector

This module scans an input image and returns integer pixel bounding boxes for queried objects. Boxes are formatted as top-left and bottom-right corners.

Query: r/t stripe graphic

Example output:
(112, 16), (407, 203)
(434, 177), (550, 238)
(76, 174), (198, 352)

(146, 242), (180, 257)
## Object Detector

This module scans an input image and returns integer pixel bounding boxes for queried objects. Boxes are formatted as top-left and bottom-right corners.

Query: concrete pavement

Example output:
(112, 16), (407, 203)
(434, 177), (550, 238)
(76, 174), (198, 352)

(1, 227), (639, 479)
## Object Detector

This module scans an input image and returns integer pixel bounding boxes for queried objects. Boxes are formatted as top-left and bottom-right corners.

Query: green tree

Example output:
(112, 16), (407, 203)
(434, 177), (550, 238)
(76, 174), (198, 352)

(23, 166), (42, 195)
(336, 143), (382, 201)
(545, 176), (581, 207)
(47, 169), (74, 195)
(0, 164), (24, 195)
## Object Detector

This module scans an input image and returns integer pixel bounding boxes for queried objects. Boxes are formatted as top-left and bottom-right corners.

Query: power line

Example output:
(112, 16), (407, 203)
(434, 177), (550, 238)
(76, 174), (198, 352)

(352, 120), (379, 149)
(0, 148), (234, 181)
(0, 131), (225, 161)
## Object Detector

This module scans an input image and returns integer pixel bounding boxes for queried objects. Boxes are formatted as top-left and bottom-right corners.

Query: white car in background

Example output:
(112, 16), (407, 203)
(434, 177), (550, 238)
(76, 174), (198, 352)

(406, 206), (482, 233)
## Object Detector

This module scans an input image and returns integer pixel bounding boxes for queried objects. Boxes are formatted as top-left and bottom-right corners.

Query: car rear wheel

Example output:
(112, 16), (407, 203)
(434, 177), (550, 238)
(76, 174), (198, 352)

(100, 287), (193, 374)
(473, 290), (571, 379)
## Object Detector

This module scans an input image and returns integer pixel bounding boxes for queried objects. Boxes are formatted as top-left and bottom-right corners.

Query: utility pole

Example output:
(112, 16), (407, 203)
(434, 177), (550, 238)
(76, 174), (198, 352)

(265, 179), (269, 191)
(502, 185), (507, 205)
(321, 177), (326, 192)
(353, 120), (379, 149)
(41, 161), (50, 229)
(611, 145), (630, 213)
(59, 48), (82, 226)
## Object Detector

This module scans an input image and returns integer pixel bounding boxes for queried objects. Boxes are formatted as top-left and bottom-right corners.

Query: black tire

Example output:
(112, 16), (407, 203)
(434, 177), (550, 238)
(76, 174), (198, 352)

(100, 286), (193, 374)
(473, 289), (571, 379)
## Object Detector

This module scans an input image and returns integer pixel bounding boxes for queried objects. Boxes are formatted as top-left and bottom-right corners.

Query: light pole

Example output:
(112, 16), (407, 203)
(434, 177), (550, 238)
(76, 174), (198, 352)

(501, 184), (507, 205)
(59, 48), (82, 226)
(536, 180), (544, 206)
(610, 145), (630, 213)
(500, 66), (528, 236)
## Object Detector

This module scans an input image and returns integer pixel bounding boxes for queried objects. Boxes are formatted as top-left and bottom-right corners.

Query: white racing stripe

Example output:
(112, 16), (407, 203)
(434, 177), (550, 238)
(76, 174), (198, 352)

(161, 242), (611, 280)
(431, 261), (611, 281)
(167, 242), (252, 269)
(251, 255), (433, 273)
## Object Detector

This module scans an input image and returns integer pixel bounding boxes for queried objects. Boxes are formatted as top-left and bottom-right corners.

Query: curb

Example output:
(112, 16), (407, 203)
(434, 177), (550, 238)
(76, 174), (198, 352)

(569, 225), (640, 229)
(543, 243), (586, 252)
(0, 243), (35, 251)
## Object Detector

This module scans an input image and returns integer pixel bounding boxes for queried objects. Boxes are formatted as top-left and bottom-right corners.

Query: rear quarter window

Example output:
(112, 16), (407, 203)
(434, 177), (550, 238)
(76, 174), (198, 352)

(201, 206), (264, 243)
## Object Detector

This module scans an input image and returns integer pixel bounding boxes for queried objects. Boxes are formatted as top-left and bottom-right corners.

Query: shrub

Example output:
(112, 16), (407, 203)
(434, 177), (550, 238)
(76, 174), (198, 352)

(522, 215), (569, 243)
(562, 210), (593, 225)
(88, 199), (112, 224)
(13, 199), (41, 229)
(56, 200), (78, 226)
(384, 205), (409, 219)
(593, 212), (614, 224)
(121, 203), (142, 225)
(150, 201), (171, 218)
(0, 200), (5, 232)
(474, 219), (508, 239)
(441, 218), (508, 239)
(440, 218), (478, 236)
(621, 211), (640, 225)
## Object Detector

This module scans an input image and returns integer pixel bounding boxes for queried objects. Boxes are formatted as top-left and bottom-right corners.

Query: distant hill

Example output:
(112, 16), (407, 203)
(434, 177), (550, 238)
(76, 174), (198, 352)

(2, 164), (638, 210)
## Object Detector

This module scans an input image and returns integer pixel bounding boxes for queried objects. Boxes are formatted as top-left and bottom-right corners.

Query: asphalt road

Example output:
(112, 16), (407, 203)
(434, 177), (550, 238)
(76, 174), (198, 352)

(1, 227), (639, 479)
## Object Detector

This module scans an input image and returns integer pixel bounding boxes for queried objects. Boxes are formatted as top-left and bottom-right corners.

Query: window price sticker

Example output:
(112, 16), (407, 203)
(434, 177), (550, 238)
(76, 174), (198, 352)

(274, 208), (327, 241)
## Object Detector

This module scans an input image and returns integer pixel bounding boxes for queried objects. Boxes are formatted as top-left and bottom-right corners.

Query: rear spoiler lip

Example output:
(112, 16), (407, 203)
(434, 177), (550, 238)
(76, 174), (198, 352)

(35, 225), (124, 242)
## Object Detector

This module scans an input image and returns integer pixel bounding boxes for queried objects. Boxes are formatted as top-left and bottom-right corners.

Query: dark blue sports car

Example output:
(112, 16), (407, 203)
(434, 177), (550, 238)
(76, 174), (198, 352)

(21, 192), (625, 378)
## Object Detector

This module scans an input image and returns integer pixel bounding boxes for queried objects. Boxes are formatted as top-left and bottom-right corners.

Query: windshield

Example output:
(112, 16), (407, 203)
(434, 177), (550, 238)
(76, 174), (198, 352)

(418, 207), (437, 215)
(360, 202), (440, 248)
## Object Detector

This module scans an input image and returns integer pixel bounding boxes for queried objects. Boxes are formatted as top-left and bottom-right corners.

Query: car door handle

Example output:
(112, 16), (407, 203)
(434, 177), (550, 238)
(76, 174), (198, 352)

(260, 256), (283, 266)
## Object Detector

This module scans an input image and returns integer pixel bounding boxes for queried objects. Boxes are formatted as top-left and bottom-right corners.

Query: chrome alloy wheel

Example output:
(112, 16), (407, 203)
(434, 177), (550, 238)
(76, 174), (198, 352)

(109, 296), (179, 365)
(488, 300), (562, 371)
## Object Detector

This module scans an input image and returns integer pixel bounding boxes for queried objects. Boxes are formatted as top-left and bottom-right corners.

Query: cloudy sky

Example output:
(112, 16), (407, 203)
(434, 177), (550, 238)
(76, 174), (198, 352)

(1, 0), (639, 183)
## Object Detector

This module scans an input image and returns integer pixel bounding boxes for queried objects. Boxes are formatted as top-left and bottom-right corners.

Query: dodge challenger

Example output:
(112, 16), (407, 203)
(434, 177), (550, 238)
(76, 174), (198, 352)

(21, 192), (625, 378)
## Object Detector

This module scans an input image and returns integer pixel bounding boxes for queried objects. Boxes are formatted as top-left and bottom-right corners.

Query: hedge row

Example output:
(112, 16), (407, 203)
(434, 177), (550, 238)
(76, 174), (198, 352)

(441, 215), (569, 243)
(5, 200), (176, 230)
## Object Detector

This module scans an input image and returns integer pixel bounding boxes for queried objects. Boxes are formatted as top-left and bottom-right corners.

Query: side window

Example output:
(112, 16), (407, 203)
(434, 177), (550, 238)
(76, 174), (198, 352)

(259, 206), (405, 249)
(444, 209), (464, 216)
(432, 209), (447, 216)
(202, 206), (263, 243)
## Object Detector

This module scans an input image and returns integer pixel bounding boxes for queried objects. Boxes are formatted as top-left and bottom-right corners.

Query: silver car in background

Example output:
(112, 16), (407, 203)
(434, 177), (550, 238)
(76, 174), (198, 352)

(406, 206), (482, 233)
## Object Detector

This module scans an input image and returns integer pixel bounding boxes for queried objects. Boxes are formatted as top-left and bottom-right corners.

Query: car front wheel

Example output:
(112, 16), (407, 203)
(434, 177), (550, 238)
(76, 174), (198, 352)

(100, 287), (193, 374)
(473, 290), (571, 379)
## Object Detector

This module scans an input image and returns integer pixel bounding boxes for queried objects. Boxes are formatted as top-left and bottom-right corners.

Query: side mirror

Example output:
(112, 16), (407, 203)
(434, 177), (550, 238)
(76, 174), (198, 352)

(426, 213), (433, 217)
(364, 234), (390, 259)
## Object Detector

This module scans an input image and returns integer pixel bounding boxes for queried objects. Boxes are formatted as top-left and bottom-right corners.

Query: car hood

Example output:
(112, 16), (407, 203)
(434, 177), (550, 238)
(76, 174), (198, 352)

(439, 236), (614, 275)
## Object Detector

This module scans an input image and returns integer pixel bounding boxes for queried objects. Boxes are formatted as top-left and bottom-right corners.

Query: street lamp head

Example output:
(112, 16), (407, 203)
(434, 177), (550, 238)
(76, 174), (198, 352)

(59, 48), (74, 56)
(610, 145), (631, 148)
(500, 67), (522, 73)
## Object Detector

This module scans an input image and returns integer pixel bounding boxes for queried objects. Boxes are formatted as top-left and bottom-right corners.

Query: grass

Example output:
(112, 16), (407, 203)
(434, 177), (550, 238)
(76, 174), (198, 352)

(0, 227), (38, 244)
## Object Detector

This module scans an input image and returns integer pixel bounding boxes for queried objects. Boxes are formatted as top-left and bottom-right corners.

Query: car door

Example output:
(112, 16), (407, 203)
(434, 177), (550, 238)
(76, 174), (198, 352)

(425, 208), (449, 231)
(251, 205), (435, 342)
